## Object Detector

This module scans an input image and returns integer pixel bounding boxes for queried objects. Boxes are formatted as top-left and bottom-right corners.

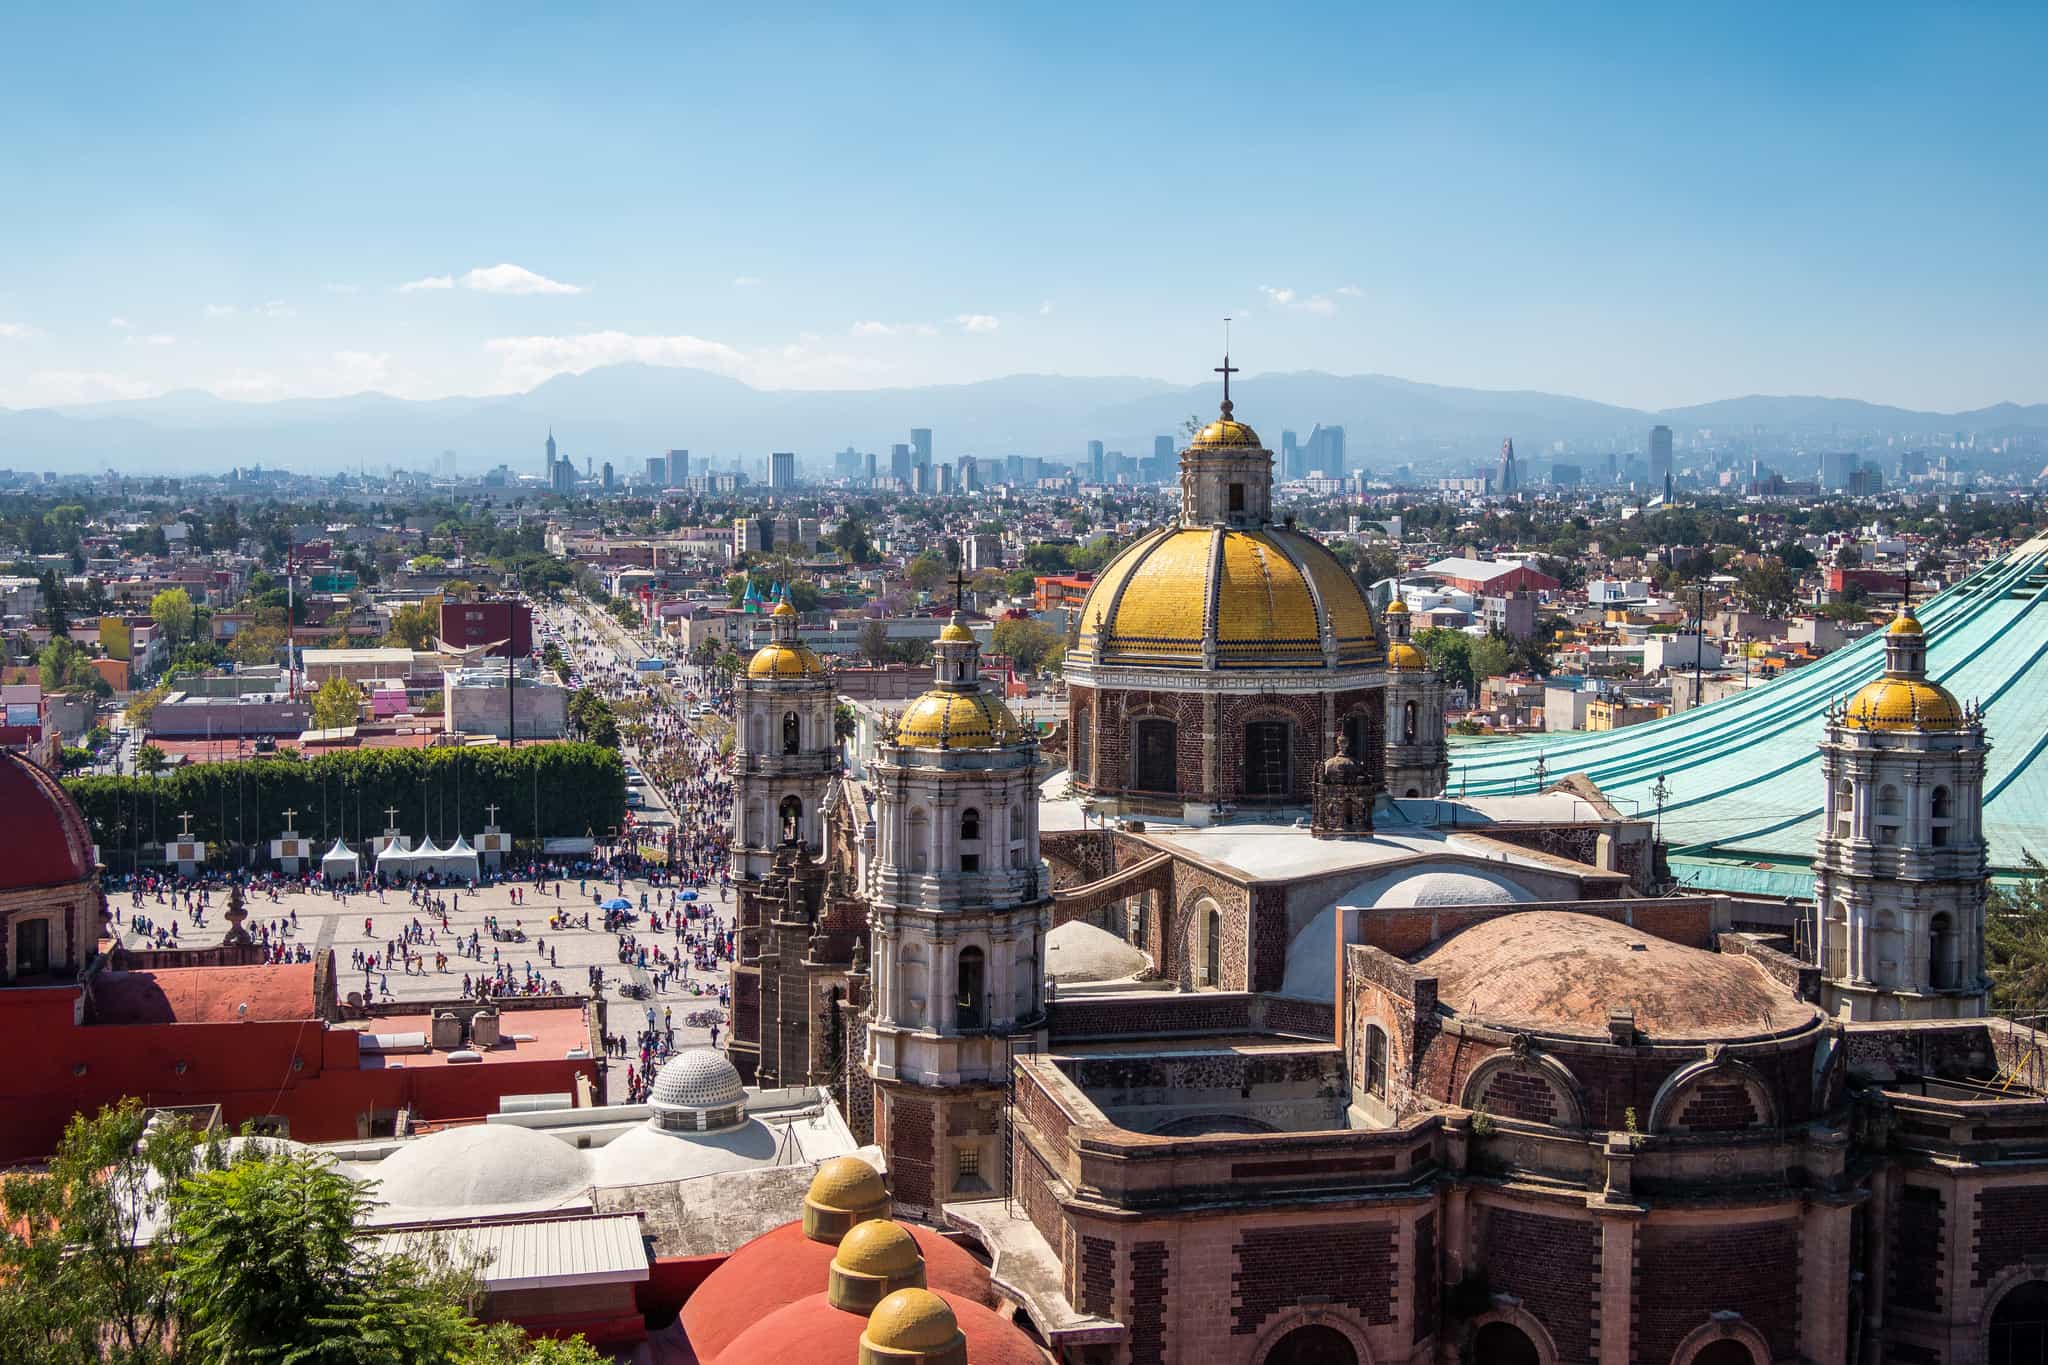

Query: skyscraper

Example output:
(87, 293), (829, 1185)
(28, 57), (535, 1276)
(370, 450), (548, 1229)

(1281, 430), (1301, 480)
(1497, 438), (1518, 496)
(1086, 439), (1104, 483)
(544, 429), (556, 477)
(666, 449), (690, 487)
(890, 443), (912, 484)
(601, 461), (615, 491)
(769, 451), (797, 490)
(1649, 425), (1673, 490)
(645, 456), (666, 484)
(1152, 434), (1175, 483)
(1306, 424), (1346, 477)
(910, 428), (932, 472)
(862, 450), (878, 483)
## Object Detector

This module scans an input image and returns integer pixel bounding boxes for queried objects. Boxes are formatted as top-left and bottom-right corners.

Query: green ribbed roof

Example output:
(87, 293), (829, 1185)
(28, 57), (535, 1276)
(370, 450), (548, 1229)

(1449, 535), (2048, 894)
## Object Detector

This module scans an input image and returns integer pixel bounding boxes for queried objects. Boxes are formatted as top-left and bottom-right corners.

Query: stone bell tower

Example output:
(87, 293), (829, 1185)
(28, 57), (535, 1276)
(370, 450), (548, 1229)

(731, 598), (836, 882)
(1380, 597), (1449, 799)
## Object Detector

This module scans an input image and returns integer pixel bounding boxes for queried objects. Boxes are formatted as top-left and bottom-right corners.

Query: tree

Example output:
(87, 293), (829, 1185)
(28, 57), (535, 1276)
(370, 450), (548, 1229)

(905, 552), (947, 594)
(39, 637), (109, 696)
(149, 588), (196, 646)
(229, 624), (287, 666)
(386, 602), (439, 649)
(858, 618), (891, 663)
(1469, 635), (1515, 683)
(1413, 627), (1476, 694)
(1988, 854), (2048, 1017)
(568, 689), (619, 749)
(311, 676), (365, 730)
(991, 617), (1061, 672)
(137, 743), (168, 780)
(40, 569), (69, 637)
(172, 1151), (475, 1365)
(0, 1099), (220, 1365)
(408, 553), (448, 575)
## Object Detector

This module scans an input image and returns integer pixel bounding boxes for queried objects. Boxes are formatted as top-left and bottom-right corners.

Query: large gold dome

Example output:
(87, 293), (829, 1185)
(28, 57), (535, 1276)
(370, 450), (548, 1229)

(895, 689), (1026, 750)
(1842, 677), (1964, 731)
(1071, 526), (1380, 672)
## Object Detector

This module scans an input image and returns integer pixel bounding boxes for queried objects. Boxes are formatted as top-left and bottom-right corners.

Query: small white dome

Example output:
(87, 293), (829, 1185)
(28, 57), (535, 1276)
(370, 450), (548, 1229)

(1373, 869), (1534, 910)
(651, 1048), (745, 1111)
(1046, 919), (1150, 983)
(371, 1122), (590, 1210)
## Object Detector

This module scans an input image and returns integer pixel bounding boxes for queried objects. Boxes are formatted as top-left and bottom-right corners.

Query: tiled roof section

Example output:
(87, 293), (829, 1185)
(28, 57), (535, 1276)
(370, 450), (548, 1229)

(0, 749), (96, 892)
(1414, 910), (1814, 1041)
(88, 964), (317, 1026)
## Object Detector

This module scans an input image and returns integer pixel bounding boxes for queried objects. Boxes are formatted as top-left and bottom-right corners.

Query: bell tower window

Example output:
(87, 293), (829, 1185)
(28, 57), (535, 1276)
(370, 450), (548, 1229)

(1229, 482), (1245, 514)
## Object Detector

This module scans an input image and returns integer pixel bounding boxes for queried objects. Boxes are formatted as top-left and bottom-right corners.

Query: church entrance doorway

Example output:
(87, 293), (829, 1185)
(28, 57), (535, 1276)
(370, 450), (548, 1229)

(1991, 1278), (2048, 1365)
(1245, 721), (1291, 798)
(1134, 718), (1178, 793)
(1262, 1323), (1357, 1365)
(1471, 1321), (1541, 1365)
(1691, 1341), (1758, 1365)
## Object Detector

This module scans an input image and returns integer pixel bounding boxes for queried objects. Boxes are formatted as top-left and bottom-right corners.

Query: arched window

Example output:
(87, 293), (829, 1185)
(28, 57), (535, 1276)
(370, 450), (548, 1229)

(956, 947), (985, 1030)
(1825, 901), (1849, 979)
(961, 808), (981, 841)
(1690, 1342), (1758, 1365)
(782, 710), (800, 755)
(1879, 784), (1902, 816)
(1365, 1025), (1388, 1100)
(1932, 784), (1954, 847)
(1134, 718), (1178, 792)
(1403, 699), (1418, 744)
(778, 795), (802, 844)
(1932, 785), (1953, 819)
(1835, 778), (1854, 838)
(1990, 1278), (2048, 1365)
(1073, 713), (1092, 780)
(1203, 906), (1222, 987)
(1261, 1323), (1357, 1365)
(1011, 806), (1025, 840)
(1931, 912), (1958, 990)
(908, 807), (929, 873)
(1470, 1321), (1540, 1365)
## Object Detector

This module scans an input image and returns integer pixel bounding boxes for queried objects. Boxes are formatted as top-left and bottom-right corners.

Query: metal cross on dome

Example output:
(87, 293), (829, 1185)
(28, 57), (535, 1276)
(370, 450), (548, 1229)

(1215, 347), (1239, 417)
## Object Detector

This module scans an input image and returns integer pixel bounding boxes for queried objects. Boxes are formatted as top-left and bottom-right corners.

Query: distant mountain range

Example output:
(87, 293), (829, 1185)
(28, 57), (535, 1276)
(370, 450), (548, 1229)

(3, 365), (2044, 476)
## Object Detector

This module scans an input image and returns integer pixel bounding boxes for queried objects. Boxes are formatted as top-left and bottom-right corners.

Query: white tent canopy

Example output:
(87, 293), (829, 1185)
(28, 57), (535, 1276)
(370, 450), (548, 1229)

(376, 834), (477, 883)
(321, 839), (361, 883)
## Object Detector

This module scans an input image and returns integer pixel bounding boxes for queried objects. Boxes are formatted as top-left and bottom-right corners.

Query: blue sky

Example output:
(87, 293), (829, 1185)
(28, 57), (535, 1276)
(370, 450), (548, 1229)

(1, 2), (2043, 411)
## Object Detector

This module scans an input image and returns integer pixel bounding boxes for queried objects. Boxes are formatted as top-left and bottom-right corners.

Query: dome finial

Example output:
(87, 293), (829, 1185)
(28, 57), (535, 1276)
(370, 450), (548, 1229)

(1214, 320), (1239, 420)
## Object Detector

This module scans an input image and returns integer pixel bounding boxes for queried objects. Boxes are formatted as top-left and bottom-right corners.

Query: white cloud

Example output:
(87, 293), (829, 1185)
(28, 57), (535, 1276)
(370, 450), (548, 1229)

(1336, 285), (1362, 297)
(26, 370), (157, 402)
(0, 322), (37, 339)
(484, 330), (747, 391)
(109, 316), (132, 331)
(955, 313), (999, 333)
(459, 263), (582, 295)
(1261, 285), (1339, 315)
(1260, 286), (1297, 306)
(326, 350), (390, 390)
(1039, 301), (1054, 316)
(850, 320), (938, 338)
(203, 303), (237, 317)
(1302, 295), (1337, 316)
(259, 299), (294, 318)
(732, 275), (761, 287)
(399, 275), (454, 292)
(125, 333), (178, 347)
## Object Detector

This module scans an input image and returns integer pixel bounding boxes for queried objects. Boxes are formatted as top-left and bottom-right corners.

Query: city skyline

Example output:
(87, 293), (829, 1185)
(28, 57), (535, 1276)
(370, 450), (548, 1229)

(3, 5), (2045, 413)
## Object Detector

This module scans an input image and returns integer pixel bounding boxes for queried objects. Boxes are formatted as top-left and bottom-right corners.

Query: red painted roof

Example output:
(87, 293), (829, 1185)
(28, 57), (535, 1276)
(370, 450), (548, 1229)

(0, 749), (95, 892)
(89, 964), (318, 1026)
(711, 1288), (1045, 1365)
(683, 1219), (993, 1363)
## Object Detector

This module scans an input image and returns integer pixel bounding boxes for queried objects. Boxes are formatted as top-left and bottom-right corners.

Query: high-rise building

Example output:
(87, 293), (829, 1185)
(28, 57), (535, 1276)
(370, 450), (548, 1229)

(890, 443), (912, 484)
(1281, 429), (1301, 480)
(1497, 438), (1518, 496)
(733, 517), (769, 558)
(769, 451), (797, 490)
(667, 449), (690, 487)
(862, 450), (878, 483)
(1086, 440), (1104, 483)
(544, 429), (556, 477)
(645, 456), (666, 485)
(1306, 424), (1345, 477)
(1820, 450), (1857, 491)
(601, 461), (615, 491)
(958, 455), (979, 492)
(834, 446), (863, 480)
(1649, 425), (1673, 490)
(1152, 435), (1175, 483)
(910, 428), (932, 472)
(549, 457), (574, 495)
(912, 463), (932, 495)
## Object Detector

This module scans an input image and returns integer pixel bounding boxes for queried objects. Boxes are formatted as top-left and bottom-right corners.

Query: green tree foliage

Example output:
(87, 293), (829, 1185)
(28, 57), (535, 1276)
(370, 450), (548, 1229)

(385, 602), (440, 649)
(1988, 855), (2048, 1018)
(41, 569), (70, 637)
(1469, 634), (1515, 682)
(137, 743), (169, 778)
(150, 588), (197, 645)
(40, 636), (110, 696)
(858, 618), (891, 663)
(991, 617), (1062, 672)
(830, 516), (876, 564)
(311, 676), (365, 730)
(1413, 627), (1476, 694)
(568, 688), (620, 748)
(904, 552), (948, 594)
(64, 744), (625, 856)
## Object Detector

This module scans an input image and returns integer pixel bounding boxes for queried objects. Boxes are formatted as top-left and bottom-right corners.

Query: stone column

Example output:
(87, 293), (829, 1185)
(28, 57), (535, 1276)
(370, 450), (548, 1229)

(1800, 1200), (1853, 1364)
(1596, 1211), (1638, 1365)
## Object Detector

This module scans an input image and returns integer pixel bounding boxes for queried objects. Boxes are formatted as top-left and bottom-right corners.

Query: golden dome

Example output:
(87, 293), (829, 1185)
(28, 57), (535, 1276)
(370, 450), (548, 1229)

(1887, 612), (1924, 636)
(772, 599), (798, 618)
(1071, 526), (1380, 672)
(1384, 597), (1409, 615)
(864, 1288), (963, 1352)
(938, 620), (974, 644)
(1188, 417), (1263, 449)
(1387, 641), (1428, 672)
(748, 641), (827, 679)
(806, 1157), (888, 1214)
(1842, 677), (1964, 731)
(894, 690), (1024, 750)
(835, 1220), (922, 1278)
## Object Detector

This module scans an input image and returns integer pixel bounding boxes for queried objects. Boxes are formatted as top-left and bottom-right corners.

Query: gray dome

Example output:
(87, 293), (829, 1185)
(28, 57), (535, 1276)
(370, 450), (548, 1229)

(371, 1122), (590, 1209)
(648, 1049), (747, 1132)
(1374, 868), (1534, 910)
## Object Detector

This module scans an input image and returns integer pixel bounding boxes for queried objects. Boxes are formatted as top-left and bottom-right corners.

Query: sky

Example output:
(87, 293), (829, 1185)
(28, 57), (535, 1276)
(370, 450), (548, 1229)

(1, 2), (2044, 413)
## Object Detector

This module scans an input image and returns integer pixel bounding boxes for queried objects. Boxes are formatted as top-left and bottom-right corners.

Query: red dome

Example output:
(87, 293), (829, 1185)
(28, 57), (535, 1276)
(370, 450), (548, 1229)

(683, 1219), (993, 1362)
(0, 751), (95, 892)
(711, 1288), (1045, 1365)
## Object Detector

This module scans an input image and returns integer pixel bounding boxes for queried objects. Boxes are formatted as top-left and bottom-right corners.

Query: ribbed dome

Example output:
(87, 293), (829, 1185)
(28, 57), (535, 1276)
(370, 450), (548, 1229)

(0, 750), (96, 892)
(894, 690), (1025, 750)
(1387, 641), (1428, 671)
(836, 1220), (922, 1277)
(749, 641), (827, 679)
(1188, 417), (1262, 449)
(1843, 677), (1964, 731)
(808, 1155), (888, 1214)
(1071, 526), (1380, 673)
(650, 1048), (745, 1109)
(866, 1288), (964, 1351)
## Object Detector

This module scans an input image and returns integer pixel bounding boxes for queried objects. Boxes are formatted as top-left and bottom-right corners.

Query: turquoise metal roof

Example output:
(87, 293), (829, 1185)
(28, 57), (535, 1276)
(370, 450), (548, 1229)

(1448, 536), (2048, 895)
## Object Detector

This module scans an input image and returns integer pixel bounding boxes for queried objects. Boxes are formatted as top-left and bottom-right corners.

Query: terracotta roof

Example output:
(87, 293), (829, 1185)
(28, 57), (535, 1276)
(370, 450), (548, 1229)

(1414, 910), (1815, 1041)
(711, 1287), (1045, 1365)
(683, 1219), (993, 1363)
(0, 750), (95, 892)
(89, 964), (318, 1026)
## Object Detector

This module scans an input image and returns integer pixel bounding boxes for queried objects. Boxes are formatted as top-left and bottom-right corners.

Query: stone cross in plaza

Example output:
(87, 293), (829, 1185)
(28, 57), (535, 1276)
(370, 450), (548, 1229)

(385, 806), (401, 828)
(280, 807), (298, 830)
(484, 803), (500, 827)
(176, 811), (194, 839)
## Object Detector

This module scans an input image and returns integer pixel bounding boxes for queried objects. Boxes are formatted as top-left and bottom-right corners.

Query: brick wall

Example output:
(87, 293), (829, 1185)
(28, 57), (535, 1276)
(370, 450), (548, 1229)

(1082, 684), (1381, 804)
(1232, 1223), (1395, 1338)
(1637, 1219), (1800, 1363)
(1473, 1067), (1562, 1124)
(1081, 1235), (1117, 1317)
(1484, 1207), (1596, 1363)
(1675, 1078), (1761, 1131)
(1050, 992), (1254, 1039)
(1013, 1139), (1064, 1252)
(1974, 1183), (2048, 1288)
(1130, 1240), (1170, 1365)
(1413, 1212), (1438, 1346)
(884, 1090), (934, 1212)
(1892, 1183), (1944, 1312)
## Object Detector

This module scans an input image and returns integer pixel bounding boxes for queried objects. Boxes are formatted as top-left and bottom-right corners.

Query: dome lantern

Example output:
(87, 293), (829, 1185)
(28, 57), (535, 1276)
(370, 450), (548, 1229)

(647, 1048), (748, 1132)
(1179, 350), (1274, 528)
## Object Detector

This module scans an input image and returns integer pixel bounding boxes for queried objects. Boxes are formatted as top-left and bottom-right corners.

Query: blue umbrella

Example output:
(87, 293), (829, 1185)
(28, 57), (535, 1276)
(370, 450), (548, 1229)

(602, 897), (632, 910)
(680, 891), (698, 901)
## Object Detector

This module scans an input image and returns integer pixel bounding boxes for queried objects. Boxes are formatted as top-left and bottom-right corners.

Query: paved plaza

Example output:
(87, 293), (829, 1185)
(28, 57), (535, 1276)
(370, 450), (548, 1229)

(109, 872), (736, 1105)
